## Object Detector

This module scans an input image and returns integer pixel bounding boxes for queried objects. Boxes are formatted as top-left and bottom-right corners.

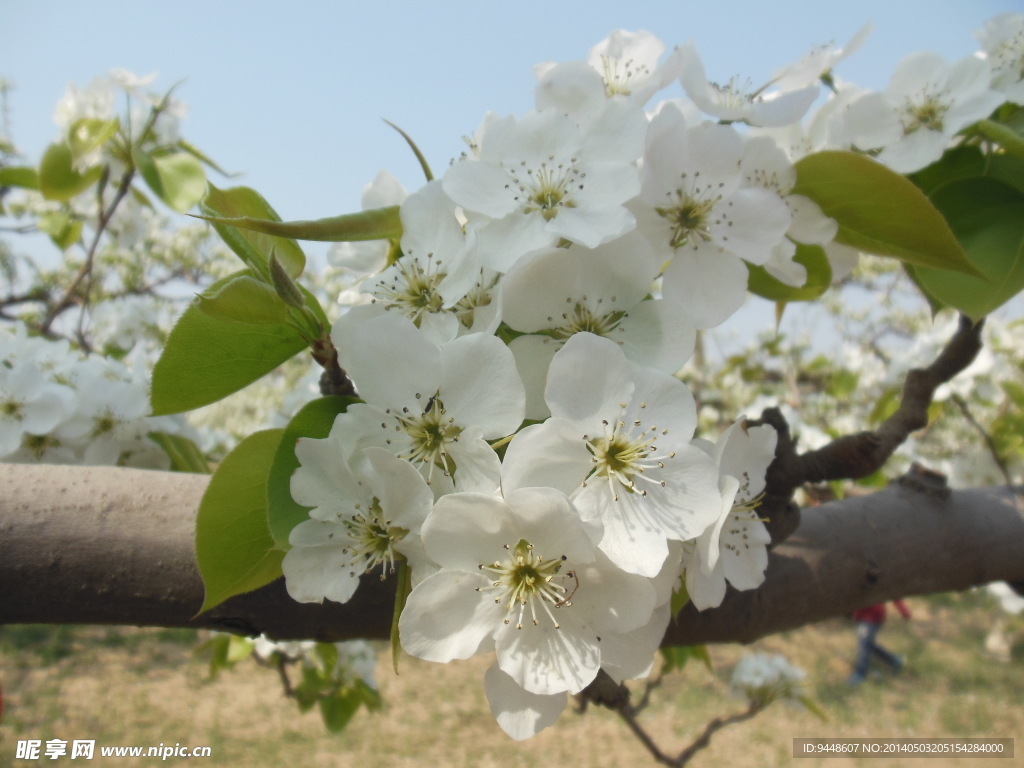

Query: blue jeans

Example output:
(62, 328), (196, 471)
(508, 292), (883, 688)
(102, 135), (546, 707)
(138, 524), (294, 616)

(853, 621), (901, 677)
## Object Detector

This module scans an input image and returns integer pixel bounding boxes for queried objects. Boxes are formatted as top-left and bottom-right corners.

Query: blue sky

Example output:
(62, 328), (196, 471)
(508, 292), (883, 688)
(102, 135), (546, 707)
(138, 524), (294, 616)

(2, 0), (1020, 350)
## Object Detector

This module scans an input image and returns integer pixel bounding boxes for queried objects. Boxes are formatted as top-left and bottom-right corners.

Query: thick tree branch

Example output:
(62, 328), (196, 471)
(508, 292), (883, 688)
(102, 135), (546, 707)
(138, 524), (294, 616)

(1, 464), (1021, 643)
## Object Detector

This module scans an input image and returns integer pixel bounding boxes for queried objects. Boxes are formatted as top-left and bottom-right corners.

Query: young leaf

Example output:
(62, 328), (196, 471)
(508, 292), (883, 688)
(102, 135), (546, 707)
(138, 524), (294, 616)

(132, 147), (206, 212)
(0, 166), (39, 190)
(746, 243), (832, 302)
(791, 151), (981, 277)
(68, 117), (119, 166)
(798, 694), (830, 722)
(38, 142), (102, 201)
(37, 212), (82, 251)
(151, 270), (310, 415)
(201, 184), (306, 278)
(266, 396), (359, 548)
(195, 429), (286, 613)
(912, 177), (1024, 320)
(907, 145), (984, 196)
(659, 646), (692, 673)
(147, 431), (211, 474)
(194, 275), (290, 325)
(194, 205), (403, 243)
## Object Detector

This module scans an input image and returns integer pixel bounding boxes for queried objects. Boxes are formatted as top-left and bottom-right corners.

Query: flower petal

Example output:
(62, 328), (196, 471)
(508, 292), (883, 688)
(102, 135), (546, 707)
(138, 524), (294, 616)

(400, 570), (505, 662)
(544, 332), (635, 434)
(484, 662), (567, 741)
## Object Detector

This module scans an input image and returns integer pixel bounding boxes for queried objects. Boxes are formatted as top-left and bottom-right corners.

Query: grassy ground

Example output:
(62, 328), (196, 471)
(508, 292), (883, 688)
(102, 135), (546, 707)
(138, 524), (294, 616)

(1, 590), (1022, 768)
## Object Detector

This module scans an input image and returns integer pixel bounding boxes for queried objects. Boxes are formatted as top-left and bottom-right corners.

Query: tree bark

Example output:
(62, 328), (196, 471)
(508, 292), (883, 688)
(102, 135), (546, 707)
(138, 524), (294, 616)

(1, 464), (1022, 644)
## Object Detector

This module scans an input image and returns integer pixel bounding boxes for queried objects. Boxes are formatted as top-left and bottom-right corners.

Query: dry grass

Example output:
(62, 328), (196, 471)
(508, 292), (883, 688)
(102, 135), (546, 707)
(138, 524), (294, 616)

(2, 590), (1023, 768)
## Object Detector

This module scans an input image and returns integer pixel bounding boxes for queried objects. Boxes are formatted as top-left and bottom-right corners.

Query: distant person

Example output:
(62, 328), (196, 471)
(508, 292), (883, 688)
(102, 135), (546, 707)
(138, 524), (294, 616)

(847, 600), (912, 686)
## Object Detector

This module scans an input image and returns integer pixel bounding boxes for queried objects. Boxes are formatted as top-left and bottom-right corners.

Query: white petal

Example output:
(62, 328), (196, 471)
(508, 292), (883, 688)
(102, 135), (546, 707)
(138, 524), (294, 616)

(503, 486), (597, 565)
(495, 606), (600, 695)
(786, 194), (838, 245)
(576, 484), (670, 577)
(582, 99), (648, 164)
(843, 93), (903, 149)
(696, 475), (740, 573)
(361, 168), (408, 209)
(417, 310), (461, 347)
(569, 549), (656, 634)
(282, 545), (361, 605)
(330, 303), (387, 372)
(877, 129), (949, 174)
(615, 299), (696, 373)
(823, 241), (859, 281)
(887, 52), (947, 103)
(484, 663), (567, 741)
(544, 333), (635, 434)
(361, 447), (434, 532)
(720, 511), (771, 591)
(475, 210), (559, 273)
(685, 555), (728, 610)
(399, 180), (465, 261)
(501, 418), (593, 497)
(423, 492), (520, 570)
(442, 160), (518, 219)
(622, 364), (698, 450)
(716, 421), (777, 504)
(711, 187), (791, 265)
(291, 427), (373, 516)
(547, 203), (636, 249)
(763, 239), (805, 287)
(447, 428), (503, 494)
(347, 314), (442, 413)
(748, 84), (819, 128)
(441, 332), (525, 438)
(661, 245), (748, 330)
(508, 335), (559, 421)
(535, 59), (608, 128)
(400, 570), (505, 662)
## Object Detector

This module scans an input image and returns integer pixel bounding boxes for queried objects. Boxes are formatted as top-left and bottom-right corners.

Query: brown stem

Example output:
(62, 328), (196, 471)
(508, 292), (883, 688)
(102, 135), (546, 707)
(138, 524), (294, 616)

(38, 168), (134, 336)
(311, 333), (358, 398)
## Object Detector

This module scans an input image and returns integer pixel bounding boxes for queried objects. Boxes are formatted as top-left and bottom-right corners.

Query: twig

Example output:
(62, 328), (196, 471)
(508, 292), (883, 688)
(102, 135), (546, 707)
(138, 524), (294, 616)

(272, 653), (296, 699)
(951, 394), (1012, 484)
(38, 168), (134, 336)
(581, 669), (764, 768)
(749, 314), (985, 545)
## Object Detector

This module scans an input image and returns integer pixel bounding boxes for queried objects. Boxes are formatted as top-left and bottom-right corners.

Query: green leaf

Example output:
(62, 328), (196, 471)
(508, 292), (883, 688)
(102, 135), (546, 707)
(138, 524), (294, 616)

(868, 387), (901, 425)
(791, 151), (981, 276)
(985, 153), (1024, 195)
(195, 429), (286, 613)
(227, 635), (255, 663)
(295, 666), (326, 711)
(913, 177), (1024, 320)
(266, 396), (358, 548)
(38, 142), (102, 201)
(977, 119), (1024, 163)
(670, 580), (690, 619)
(147, 431), (211, 474)
(37, 211), (82, 251)
(908, 145), (984, 196)
(383, 119), (433, 181)
(319, 688), (363, 733)
(392, 559), (412, 674)
(0, 166), (39, 190)
(201, 184), (306, 278)
(194, 275), (290, 325)
(194, 205), (403, 244)
(691, 644), (713, 672)
(68, 117), (119, 166)
(132, 146), (206, 212)
(316, 642), (339, 673)
(151, 270), (312, 415)
(747, 243), (833, 302)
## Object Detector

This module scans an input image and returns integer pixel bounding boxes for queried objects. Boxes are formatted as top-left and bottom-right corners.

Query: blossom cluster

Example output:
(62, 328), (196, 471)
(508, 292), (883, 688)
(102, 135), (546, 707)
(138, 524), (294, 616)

(0, 322), (193, 467)
(279, 15), (1024, 739)
(730, 652), (806, 706)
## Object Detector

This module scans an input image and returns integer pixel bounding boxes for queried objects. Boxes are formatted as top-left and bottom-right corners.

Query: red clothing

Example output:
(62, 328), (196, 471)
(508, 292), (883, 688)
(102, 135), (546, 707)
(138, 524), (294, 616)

(853, 600), (911, 624)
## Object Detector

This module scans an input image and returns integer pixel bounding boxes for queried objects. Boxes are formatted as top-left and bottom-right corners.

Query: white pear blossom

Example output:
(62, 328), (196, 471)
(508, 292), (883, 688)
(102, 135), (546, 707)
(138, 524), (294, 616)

(682, 419), (777, 610)
(535, 30), (682, 128)
(632, 103), (792, 328)
(974, 12), (1024, 105)
(0, 364), (73, 459)
(484, 662), (568, 741)
(739, 135), (838, 286)
(283, 443), (435, 604)
(327, 169), (408, 278)
(678, 42), (820, 128)
(771, 23), (873, 91)
(502, 333), (721, 578)
(331, 313), (525, 495)
(843, 53), (1005, 173)
(333, 181), (500, 346)
(399, 487), (656, 696)
(54, 370), (152, 465)
(501, 232), (696, 419)
(731, 653), (805, 704)
(442, 106), (645, 272)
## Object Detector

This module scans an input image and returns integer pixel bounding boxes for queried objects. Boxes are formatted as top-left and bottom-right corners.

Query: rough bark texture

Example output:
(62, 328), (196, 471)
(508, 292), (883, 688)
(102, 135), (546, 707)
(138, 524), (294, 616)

(2, 463), (1021, 644)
